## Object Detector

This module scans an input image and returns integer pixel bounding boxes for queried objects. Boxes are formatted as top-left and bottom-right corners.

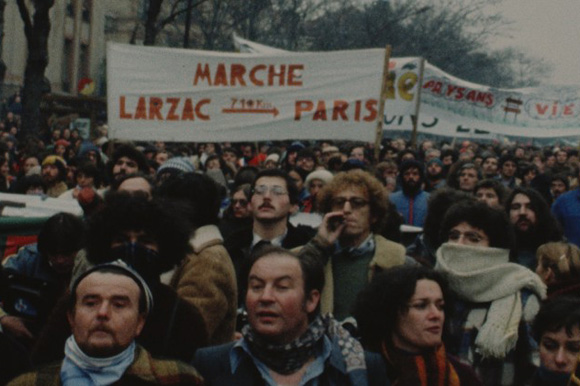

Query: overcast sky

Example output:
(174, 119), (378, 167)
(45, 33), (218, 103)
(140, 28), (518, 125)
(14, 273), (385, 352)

(486, 0), (580, 86)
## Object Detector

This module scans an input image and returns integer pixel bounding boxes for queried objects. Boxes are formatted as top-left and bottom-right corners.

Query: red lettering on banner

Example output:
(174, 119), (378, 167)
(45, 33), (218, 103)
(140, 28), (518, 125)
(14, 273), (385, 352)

(354, 100), (362, 121)
(120, 96), (132, 119)
(295, 101), (314, 120)
(119, 96), (211, 121)
(149, 97), (163, 120)
(167, 98), (180, 121)
(214, 64), (228, 86)
(194, 63), (304, 87)
(294, 99), (377, 121)
(288, 65), (304, 86)
(364, 100), (378, 121)
(269, 65), (286, 86)
(230, 64), (246, 86)
(466, 90), (476, 102)
(533, 102), (576, 118)
(313, 100), (328, 120)
(194, 64), (211, 85)
(135, 97), (147, 119)
(182, 98), (195, 120)
(536, 104), (549, 115)
(332, 100), (349, 120)
(423, 78), (495, 107)
(432, 82), (443, 94)
(249, 65), (266, 86)
(196, 99), (211, 120)
(446, 85), (456, 97)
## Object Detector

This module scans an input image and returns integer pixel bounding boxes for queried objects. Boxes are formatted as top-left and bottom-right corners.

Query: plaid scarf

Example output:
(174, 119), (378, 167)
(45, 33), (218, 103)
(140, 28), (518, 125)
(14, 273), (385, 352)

(243, 313), (366, 377)
(382, 342), (460, 386)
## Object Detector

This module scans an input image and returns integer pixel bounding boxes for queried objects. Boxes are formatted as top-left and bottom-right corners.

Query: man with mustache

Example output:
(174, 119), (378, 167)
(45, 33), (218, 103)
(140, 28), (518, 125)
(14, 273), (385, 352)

(225, 169), (315, 307)
(103, 143), (150, 189)
(193, 246), (387, 386)
(506, 187), (563, 269)
(8, 261), (203, 385)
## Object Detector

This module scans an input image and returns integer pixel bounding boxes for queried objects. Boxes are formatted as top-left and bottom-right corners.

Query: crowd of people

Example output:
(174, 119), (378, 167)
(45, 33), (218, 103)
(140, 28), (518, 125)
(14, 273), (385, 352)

(0, 113), (580, 385)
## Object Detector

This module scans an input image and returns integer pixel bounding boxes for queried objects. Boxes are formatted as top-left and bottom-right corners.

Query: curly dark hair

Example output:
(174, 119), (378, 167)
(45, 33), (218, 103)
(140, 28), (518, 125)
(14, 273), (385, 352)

(86, 192), (191, 275)
(156, 172), (223, 228)
(440, 200), (515, 251)
(354, 265), (450, 352)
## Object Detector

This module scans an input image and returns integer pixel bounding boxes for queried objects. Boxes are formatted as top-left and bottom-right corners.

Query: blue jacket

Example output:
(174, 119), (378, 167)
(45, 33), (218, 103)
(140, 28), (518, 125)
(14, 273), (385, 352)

(3, 244), (59, 284)
(192, 341), (389, 386)
(552, 189), (580, 248)
(389, 190), (429, 227)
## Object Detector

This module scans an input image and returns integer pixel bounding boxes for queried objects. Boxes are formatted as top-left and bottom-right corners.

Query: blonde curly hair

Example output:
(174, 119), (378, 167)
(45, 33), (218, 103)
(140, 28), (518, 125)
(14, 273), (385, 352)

(316, 169), (388, 232)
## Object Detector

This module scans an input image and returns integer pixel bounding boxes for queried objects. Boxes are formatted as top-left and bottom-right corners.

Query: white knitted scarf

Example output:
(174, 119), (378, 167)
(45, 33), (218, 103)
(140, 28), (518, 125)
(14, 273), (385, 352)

(435, 243), (546, 359)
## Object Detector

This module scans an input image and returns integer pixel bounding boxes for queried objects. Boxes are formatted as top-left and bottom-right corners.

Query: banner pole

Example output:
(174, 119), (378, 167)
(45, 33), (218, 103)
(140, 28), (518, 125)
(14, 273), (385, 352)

(410, 57), (425, 150)
(374, 45), (392, 163)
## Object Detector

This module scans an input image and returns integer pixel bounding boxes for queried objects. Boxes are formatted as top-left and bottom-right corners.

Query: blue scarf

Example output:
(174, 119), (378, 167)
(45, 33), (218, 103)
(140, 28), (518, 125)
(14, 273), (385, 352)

(60, 335), (136, 386)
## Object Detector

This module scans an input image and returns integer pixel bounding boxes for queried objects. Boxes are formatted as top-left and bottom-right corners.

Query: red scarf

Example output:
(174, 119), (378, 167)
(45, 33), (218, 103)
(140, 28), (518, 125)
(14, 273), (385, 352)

(381, 342), (460, 386)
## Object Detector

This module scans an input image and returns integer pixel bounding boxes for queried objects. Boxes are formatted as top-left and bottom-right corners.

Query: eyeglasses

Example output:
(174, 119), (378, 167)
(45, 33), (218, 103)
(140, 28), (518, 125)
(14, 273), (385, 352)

(330, 197), (369, 210)
(252, 185), (288, 197)
(448, 230), (488, 244)
(231, 199), (248, 206)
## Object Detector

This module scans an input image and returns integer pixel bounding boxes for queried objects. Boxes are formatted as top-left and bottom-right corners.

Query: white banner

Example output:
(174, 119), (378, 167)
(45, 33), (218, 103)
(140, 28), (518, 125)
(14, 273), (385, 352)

(107, 42), (410, 143)
(385, 62), (580, 138)
(232, 35), (580, 139)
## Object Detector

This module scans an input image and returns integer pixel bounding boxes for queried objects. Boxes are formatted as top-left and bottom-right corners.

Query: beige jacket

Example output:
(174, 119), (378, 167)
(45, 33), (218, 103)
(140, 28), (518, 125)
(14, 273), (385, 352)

(169, 225), (238, 345)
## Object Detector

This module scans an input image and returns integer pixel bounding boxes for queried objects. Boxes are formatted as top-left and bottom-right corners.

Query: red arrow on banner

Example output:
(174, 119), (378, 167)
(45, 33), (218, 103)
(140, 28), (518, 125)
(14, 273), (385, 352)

(222, 107), (279, 117)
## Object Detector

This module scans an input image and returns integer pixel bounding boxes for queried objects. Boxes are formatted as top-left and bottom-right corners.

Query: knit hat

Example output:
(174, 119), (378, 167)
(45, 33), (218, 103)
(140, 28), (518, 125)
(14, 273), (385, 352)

(157, 157), (195, 174)
(71, 260), (154, 315)
(305, 169), (334, 189)
(42, 155), (67, 176)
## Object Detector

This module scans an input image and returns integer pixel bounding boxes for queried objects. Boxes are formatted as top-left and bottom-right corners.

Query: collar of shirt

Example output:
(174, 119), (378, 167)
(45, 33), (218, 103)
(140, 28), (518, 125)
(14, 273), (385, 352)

(230, 336), (332, 386)
(334, 233), (375, 258)
(252, 230), (288, 249)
